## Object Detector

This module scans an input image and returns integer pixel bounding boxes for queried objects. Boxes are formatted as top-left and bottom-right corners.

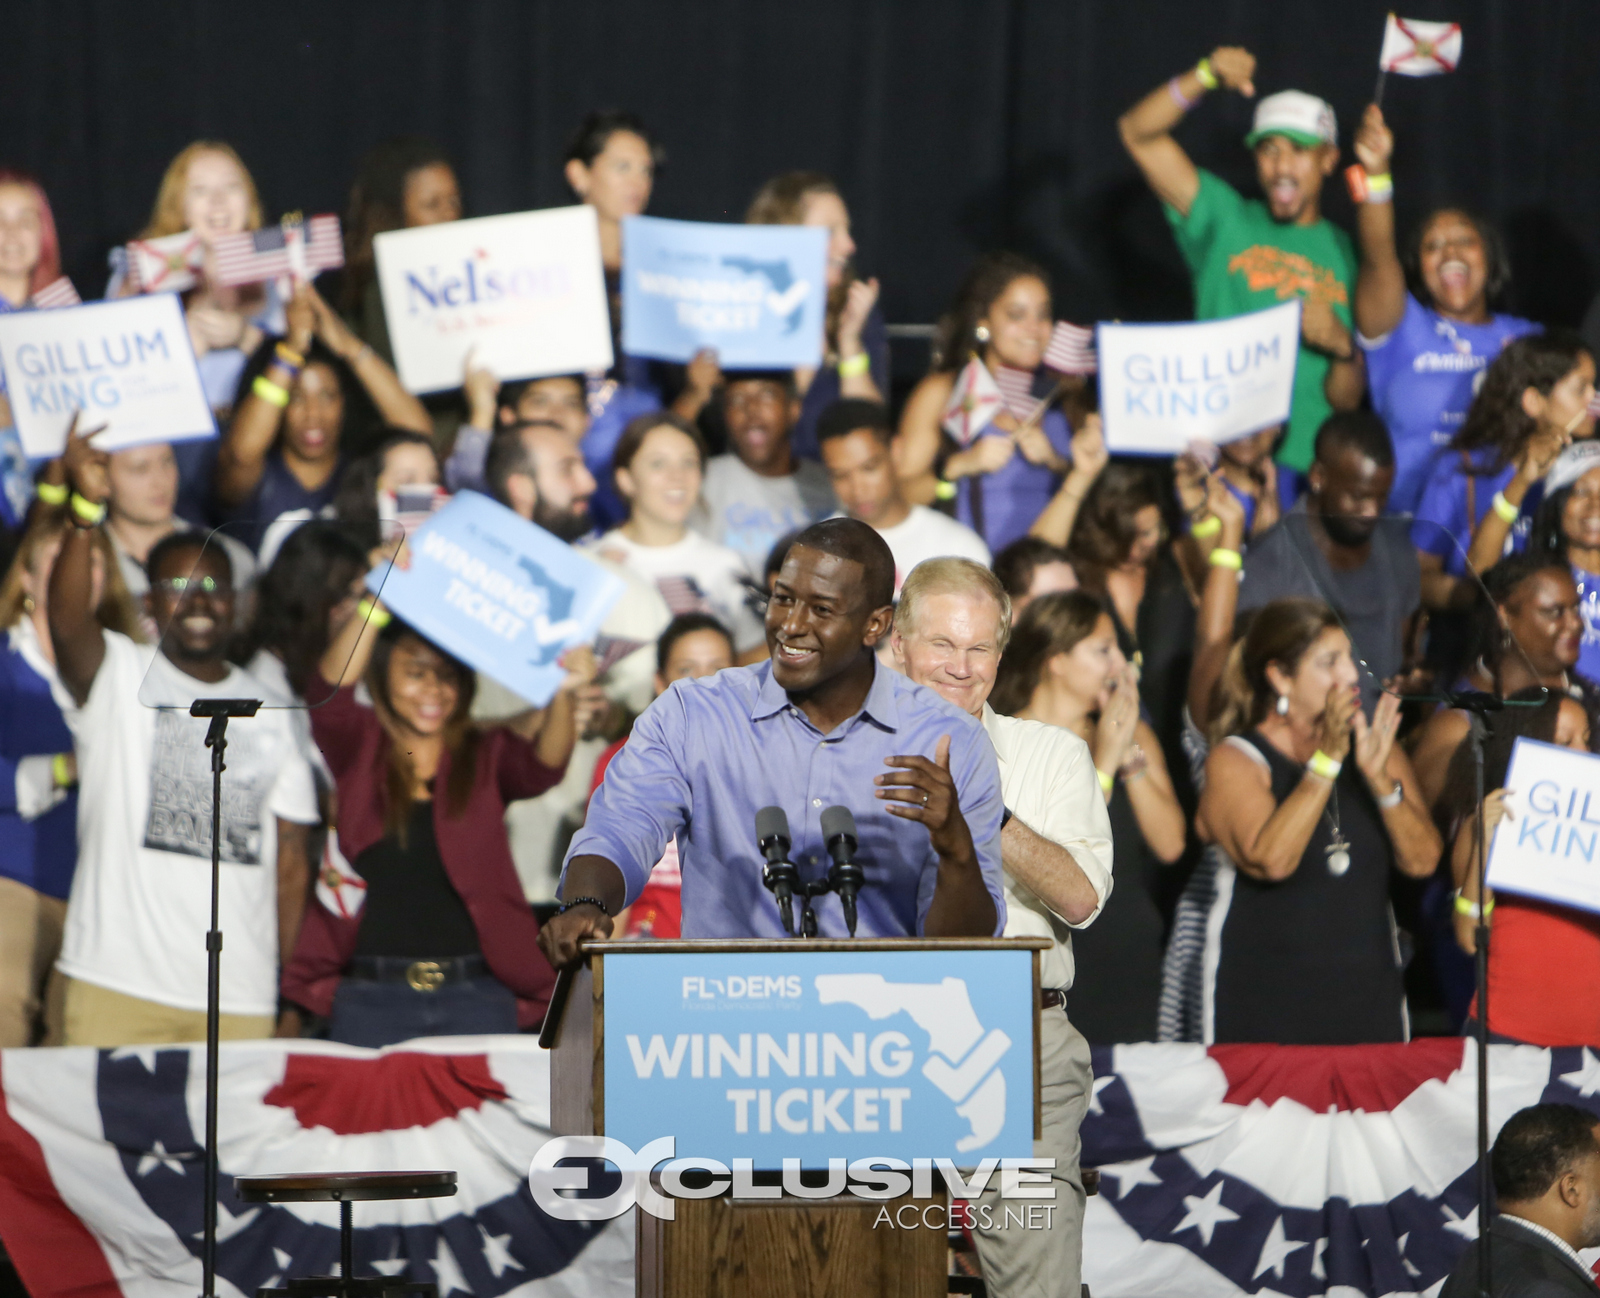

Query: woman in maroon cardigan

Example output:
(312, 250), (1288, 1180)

(280, 594), (597, 1046)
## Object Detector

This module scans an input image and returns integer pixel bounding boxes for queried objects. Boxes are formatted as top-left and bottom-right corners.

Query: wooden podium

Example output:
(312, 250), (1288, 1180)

(545, 938), (1045, 1298)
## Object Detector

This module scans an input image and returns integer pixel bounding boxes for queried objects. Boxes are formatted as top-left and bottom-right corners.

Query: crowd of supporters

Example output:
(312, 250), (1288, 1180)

(2, 42), (1597, 1058)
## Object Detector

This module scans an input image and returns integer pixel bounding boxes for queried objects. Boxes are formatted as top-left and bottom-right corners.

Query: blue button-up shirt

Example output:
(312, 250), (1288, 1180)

(565, 660), (1007, 939)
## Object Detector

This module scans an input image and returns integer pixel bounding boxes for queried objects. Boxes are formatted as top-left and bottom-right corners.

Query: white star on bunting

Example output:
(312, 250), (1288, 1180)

(478, 1225), (522, 1278)
(136, 1140), (187, 1177)
(1559, 1048), (1600, 1097)
(1253, 1216), (1307, 1280)
(1102, 1156), (1162, 1199)
(1173, 1181), (1240, 1247)
(1397, 1231), (1423, 1279)
(1441, 1204), (1479, 1240)
(109, 1046), (161, 1072)
(1311, 1236), (1329, 1280)
(1087, 1074), (1117, 1115)
(431, 1236), (469, 1297)
(371, 1245), (408, 1278)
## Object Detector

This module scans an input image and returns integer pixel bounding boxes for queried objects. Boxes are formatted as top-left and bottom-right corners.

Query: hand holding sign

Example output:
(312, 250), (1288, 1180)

(1486, 737), (1600, 918)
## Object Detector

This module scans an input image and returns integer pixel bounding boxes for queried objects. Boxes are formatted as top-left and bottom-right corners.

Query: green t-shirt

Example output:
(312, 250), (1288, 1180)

(1163, 169), (1357, 472)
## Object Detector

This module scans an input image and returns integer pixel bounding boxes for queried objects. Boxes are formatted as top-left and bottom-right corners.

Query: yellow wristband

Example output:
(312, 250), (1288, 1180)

(1491, 490), (1520, 524)
(35, 480), (68, 506)
(1190, 514), (1222, 539)
(1307, 749), (1343, 781)
(357, 595), (392, 630)
(1208, 547), (1242, 570)
(1363, 172), (1394, 199)
(1194, 57), (1218, 90)
(252, 375), (291, 408)
(837, 351), (871, 379)
(51, 753), (72, 789)
(1454, 892), (1495, 920)
(1096, 768), (1115, 794)
(934, 479), (958, 501)
(68, 492), (106, 526)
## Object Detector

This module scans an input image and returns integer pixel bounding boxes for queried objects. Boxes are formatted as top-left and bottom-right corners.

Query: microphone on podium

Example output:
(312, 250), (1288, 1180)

(821, 806), (865, 938)
(756, 806), (800, 935)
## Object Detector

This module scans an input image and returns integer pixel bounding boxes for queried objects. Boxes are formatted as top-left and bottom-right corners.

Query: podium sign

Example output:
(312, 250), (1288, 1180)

(600, 946), (1035, 1165)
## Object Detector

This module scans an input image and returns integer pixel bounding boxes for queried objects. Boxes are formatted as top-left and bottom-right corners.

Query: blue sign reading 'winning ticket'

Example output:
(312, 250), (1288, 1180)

(602, 947), (1036, 1167)
(368, 492), (624, 706)
(621, 216), (828, 368)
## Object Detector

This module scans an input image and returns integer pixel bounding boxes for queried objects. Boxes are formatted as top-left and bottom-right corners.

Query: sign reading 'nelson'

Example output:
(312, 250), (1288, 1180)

(374, 206), (614, 395)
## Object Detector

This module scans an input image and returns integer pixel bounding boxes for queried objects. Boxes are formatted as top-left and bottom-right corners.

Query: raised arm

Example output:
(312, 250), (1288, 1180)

(1351, 104), (1405, 341)
(1187, 474), (1247, 726)
(217, 285), (316, 507)
(306, 283), (431, 434)
(47, 419), (111, 704)
(895, 371), (1014, 507)
(1118, 47), (1256, 217)
(1466, 425), (1568, 575)
(1029, 413), (1107, 547)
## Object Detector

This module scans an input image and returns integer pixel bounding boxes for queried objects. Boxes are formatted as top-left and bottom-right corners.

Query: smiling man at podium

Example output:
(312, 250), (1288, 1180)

(538, 518), (1006, 965)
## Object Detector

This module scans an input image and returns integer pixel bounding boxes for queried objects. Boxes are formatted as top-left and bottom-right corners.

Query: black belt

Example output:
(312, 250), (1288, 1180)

(346, 954), (488, 992)
(1041, 989), (1066, 1010)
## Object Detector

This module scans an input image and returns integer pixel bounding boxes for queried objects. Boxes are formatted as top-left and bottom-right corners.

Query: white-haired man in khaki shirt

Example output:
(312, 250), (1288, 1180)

(892, 556), (1113, 1298)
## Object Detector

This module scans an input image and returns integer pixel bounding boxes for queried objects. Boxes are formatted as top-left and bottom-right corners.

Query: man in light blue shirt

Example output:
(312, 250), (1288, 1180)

(539, 519), (1006, 963)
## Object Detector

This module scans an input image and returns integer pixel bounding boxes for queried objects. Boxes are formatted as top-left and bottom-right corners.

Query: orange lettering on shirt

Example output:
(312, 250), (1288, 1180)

(1226, 245), (1349, 308)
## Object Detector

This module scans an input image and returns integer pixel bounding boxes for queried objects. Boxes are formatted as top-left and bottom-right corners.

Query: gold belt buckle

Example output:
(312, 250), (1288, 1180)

(406, 960), (445, 992)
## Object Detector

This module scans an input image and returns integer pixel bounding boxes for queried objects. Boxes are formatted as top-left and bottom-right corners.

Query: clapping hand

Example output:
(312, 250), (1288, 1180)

(1352, 690), (1402, 790)
(838, 278), (880, 357)
(1313, 683), (1358, 765)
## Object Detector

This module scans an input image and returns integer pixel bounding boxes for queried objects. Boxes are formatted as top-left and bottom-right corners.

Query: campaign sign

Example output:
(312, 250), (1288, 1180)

(367, 492), (624, 706)
(602, 948), (1035, 1167)
(373, 206), (614, 395)
(1097, 300), (1301, 455)
(1486, 737), (1600, 917)
(621, 216), (828, 368)
(0, 294), (214, 458)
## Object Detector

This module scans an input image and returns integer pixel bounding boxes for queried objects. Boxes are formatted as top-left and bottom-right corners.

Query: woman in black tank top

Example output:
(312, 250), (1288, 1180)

(1196, 599), (1441, 1044)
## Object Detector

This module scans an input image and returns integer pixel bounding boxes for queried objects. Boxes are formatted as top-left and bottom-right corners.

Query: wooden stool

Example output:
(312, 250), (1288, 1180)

(235, 1171), (457, 1298)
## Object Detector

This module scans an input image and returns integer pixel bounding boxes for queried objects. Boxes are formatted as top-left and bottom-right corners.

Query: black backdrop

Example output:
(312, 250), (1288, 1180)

(8, 0), (1600, 349)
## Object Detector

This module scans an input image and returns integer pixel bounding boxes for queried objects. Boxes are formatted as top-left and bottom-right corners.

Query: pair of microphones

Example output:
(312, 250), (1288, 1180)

(755, 805), (866, 938)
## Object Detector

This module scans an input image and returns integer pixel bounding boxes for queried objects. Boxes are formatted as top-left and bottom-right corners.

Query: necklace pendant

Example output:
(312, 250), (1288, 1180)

(1326, 838), (1352, 876)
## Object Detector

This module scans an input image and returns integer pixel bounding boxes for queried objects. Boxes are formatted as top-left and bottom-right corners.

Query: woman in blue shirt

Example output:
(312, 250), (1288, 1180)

(746, 172), (889, 462)
(1351, 105), (1539, 518)
(1531, 442), (1600, 683)
(1412, 331), (1594, 611)
(0, 511), (141, 1046)
(895, 252), (1076, 553)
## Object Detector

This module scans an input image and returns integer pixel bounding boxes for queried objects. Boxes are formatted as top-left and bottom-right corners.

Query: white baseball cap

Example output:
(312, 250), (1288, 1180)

(1245, 90), (1338, 149)
(1546, 440), (1600, 495)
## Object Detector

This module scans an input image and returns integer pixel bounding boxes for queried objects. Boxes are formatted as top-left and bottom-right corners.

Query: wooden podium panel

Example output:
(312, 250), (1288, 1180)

(636, 1190), (947, 1298)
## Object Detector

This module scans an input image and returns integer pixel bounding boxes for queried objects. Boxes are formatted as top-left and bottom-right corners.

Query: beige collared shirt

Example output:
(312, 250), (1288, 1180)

(982, 705), (1114, 991)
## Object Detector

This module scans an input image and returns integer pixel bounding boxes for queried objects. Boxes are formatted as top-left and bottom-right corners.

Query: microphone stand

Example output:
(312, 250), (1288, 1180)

(190, 697), (261, 1298)
(1441, 690), (1499, 1298)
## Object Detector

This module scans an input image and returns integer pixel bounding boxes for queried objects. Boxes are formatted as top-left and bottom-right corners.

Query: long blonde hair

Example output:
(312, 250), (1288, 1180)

(140, 142), (263, 240)
(0, 509), (144, 640)
(746, 171), (853, 356)
(1209, 598), (1341, 745)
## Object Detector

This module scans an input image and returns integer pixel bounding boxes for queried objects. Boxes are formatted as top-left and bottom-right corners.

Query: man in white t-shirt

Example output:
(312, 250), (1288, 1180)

(818, 398), (990, 594)
(48, 427), (318, 1047)
(695, 371), (837, 578)
(891, 556), (1112, 1298)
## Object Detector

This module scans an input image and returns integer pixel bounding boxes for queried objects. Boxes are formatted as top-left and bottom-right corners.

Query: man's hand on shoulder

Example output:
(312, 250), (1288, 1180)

(875, 734), (977, 868)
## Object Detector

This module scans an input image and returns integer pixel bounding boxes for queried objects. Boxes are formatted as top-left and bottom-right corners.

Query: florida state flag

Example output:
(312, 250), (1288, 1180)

(1379, 14), (1462, 75)
(941, 357), (1005, 447)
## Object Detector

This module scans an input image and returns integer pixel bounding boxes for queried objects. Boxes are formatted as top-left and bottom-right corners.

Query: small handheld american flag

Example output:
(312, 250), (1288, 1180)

(1042, 320), (1097, 375)
(29, 277), (80, 310)
(992, 365), (1038, 421)
(210, 215), (344, 288)
(594, 635), (648, 677)
(655, 575), (710, 617)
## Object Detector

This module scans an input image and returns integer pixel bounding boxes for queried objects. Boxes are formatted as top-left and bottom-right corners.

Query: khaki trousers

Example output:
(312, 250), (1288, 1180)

(0, 876), (67, 1048)
(972, 1005), (1093, 1298)
(61, 976), (274, 1048)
